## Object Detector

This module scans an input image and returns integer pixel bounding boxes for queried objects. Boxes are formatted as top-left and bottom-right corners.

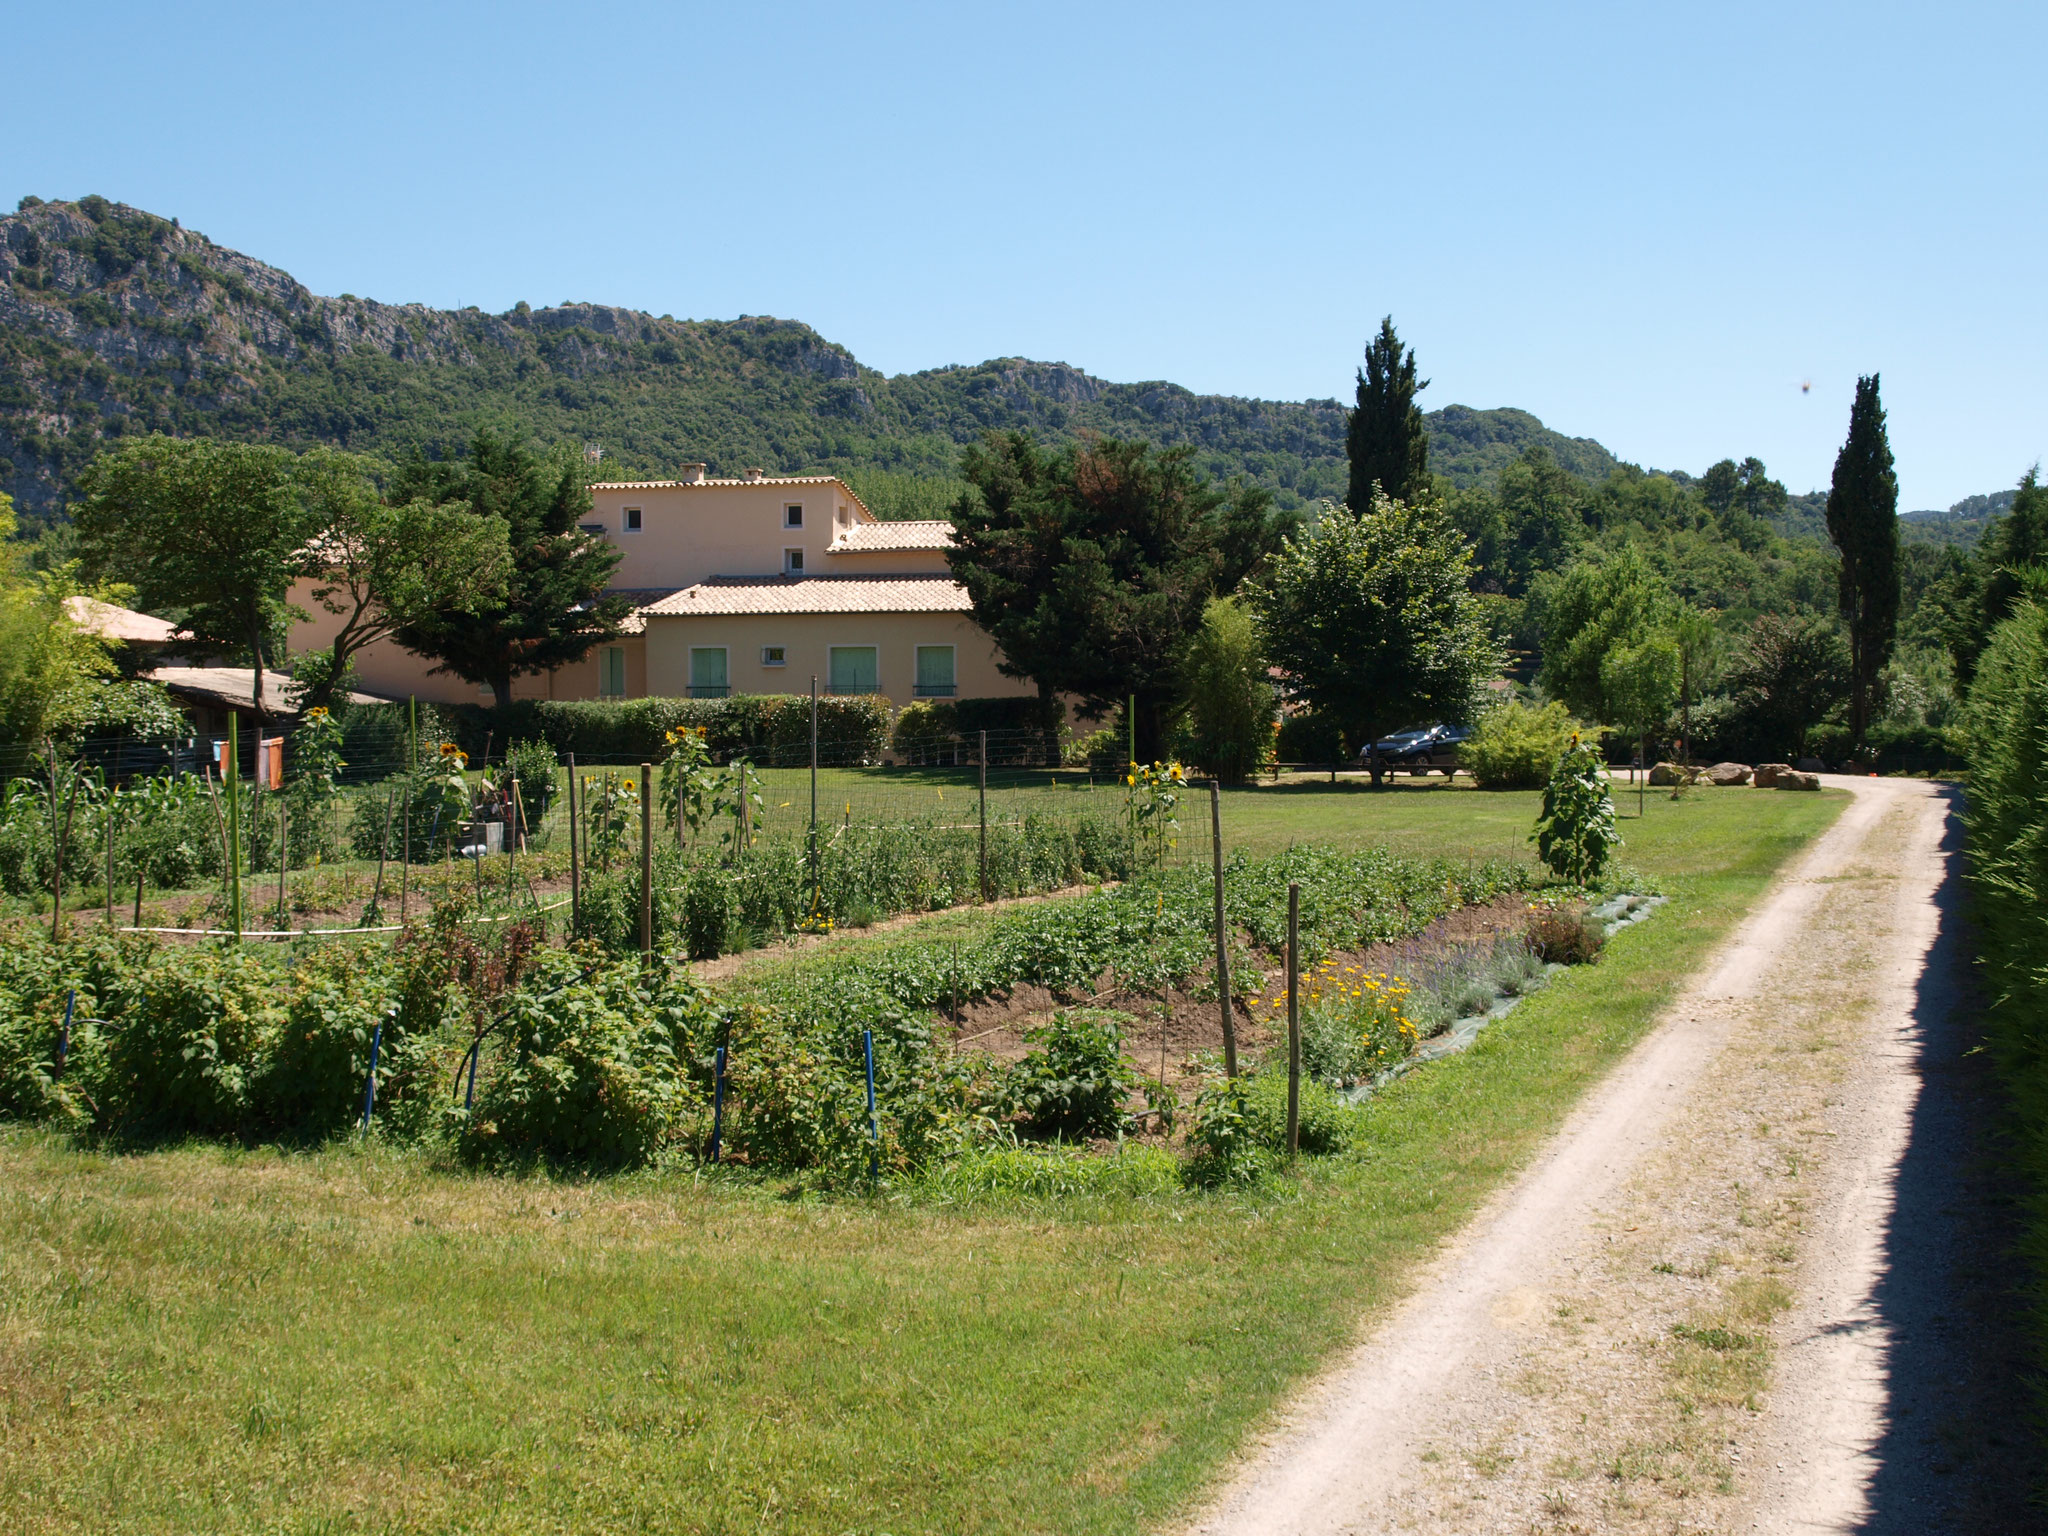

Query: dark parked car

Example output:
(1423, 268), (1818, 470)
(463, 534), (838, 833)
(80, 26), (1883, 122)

(1361, 723), (1469, 779)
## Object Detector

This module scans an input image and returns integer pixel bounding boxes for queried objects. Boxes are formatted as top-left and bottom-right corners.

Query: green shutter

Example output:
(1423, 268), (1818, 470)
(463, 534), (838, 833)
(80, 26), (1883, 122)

(829, 647), (878, 694)
(915, 646), (955, 695)
(690, 648), (728, 694)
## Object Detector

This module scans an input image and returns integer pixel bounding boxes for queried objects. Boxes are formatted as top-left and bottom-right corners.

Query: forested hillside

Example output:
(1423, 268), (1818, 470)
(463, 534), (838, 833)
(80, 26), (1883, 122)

(0, 196), (1623, 524)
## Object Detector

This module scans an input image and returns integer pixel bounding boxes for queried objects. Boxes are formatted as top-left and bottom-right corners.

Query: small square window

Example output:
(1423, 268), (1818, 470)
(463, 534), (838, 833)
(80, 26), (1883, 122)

(784, 504), (804, 529)
(761, 645), (787, 667)
(783, 548), (804, 575)
(622, 507), (642, 532)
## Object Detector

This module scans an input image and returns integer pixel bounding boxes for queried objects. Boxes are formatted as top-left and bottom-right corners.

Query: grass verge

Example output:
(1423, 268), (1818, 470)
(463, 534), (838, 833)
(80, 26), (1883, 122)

(0, 786), (1842, 1535)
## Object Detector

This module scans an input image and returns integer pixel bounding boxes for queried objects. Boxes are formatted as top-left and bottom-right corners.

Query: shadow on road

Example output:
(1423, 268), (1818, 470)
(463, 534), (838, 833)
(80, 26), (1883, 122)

(1856, 785), (2044, 1533)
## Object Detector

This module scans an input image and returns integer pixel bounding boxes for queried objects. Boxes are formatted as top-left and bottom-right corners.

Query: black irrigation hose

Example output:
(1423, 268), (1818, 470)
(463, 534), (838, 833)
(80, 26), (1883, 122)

(449, 959), (607, 1108)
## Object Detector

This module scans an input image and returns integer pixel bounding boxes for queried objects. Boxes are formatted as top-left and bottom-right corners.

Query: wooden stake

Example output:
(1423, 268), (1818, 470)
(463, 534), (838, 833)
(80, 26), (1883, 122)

(567, 755), (581, 930)
(1210, 780), (1237, 1078)
(1286, 880), (1301, 1158)
(278, 797), (288, 930)
(399, 785), (411, 923)
(370, 787), (391, 914)
(51, 769), (80, 943)
(133, 867), (144, 930)
(978, 730), (989, 903)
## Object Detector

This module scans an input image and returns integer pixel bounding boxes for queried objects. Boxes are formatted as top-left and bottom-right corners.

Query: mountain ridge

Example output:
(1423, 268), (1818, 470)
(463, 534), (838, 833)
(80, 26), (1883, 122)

(0, 196), (1622, 523)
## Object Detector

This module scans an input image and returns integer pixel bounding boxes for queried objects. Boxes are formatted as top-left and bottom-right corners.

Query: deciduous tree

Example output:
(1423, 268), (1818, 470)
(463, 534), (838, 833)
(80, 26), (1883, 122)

(73, 435), (312, 719)
(1534, 546), (1671, 724)
(294, 449), (513, 710)
(1246, 491), (1502, 762)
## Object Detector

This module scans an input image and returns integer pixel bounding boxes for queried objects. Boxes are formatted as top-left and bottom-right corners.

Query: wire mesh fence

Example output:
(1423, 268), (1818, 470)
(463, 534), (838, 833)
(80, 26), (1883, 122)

(0, 717), (1218, 950)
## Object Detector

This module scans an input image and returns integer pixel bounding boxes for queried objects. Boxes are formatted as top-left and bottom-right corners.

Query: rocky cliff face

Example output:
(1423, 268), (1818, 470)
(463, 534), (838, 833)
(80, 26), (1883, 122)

(0, 196), (1616, 523)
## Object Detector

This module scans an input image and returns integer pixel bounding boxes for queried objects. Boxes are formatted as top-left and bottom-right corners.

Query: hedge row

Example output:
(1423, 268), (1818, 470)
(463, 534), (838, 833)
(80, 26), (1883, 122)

(1960, 596), (2048, 1433)
(369, 694), (1061, 768)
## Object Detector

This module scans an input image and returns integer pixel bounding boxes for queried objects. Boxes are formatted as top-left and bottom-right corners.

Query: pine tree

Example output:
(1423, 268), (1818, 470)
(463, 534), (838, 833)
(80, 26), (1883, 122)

(1345, 316), (1430, 509)
(1823, 375), (1900, 745)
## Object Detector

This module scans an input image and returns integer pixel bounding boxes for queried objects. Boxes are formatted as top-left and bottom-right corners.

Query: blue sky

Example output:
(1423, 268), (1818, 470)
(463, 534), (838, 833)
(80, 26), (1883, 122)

(8, 0), (2043, 509)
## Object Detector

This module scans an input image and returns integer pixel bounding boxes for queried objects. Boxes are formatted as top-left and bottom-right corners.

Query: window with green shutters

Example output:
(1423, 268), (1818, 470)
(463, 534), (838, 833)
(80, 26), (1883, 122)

(689, 647), (729, 698)
(914, 645), (956, 697)
(828, 646), (878, 695)
(599, 646), (627, 699)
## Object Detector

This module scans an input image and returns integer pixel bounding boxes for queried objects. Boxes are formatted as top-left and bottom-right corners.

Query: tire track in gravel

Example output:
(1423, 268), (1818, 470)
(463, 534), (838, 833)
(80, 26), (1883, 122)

(1186, 776), (2036, 1535)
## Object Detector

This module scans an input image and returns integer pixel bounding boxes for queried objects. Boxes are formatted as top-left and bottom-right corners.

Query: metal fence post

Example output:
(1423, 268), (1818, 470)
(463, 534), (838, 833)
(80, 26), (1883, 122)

(978, 729), (989, 903)
(809, 677), (820, 917)
(1210, 780), (1237, 1078)
(1286, 880), (1301, 1157)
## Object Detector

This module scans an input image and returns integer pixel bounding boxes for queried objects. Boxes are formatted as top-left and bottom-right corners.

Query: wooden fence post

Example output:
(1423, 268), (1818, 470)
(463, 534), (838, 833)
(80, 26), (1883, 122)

(1210, 780), (1237, 1078)
(978, 730), (989, 903)
(566, 755), (580, 931)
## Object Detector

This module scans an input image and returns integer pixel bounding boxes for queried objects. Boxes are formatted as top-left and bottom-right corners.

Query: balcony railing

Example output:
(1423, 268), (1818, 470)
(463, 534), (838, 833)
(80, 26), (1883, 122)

(825, 684), (880, 696)
(913, 683), (957, 697)
(688, 684), (730, 699)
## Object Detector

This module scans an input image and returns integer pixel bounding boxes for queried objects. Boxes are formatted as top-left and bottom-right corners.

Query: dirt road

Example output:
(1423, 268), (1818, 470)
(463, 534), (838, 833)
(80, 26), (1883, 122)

(1189, 776), (2037, 1535)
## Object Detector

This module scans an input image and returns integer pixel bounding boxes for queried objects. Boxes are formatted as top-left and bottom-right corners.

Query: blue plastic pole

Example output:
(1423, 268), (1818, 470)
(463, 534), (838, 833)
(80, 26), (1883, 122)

(57, 988), (75, 1078)
(465, 1041), (479, 1110)
(709, 1043), (727, 1164)
(863, 1028), (878, 1183)
(360, 1018), (385, 1132)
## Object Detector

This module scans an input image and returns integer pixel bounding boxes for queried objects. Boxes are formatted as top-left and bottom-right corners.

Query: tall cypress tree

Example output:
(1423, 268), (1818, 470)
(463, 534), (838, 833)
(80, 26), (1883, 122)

(1823, 374), (1900, 745)
(1345, 316), (1430, 509)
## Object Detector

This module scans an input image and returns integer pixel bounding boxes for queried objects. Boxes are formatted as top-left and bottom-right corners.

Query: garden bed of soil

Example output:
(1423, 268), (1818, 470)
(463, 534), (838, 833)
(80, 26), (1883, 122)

(942, 892), (1541, 1116)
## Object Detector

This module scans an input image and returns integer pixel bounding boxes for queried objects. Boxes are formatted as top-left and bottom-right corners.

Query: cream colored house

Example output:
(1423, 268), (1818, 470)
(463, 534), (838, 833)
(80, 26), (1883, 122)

(288, 466), (1031, 711)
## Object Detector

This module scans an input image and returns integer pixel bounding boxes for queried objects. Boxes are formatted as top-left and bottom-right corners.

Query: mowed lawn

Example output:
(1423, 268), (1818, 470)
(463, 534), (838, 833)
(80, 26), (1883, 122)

(0, 783), (1844, 1536)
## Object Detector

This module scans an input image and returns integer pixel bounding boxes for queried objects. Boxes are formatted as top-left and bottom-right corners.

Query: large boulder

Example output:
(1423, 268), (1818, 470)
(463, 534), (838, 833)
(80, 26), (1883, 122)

(1775, 770), (1821, 791)
(1754, 762), (1793, 788)
(1796, 756), (1828, 774)
(1648, 761), (1689, 786)
(1705, 761), (1752, 787)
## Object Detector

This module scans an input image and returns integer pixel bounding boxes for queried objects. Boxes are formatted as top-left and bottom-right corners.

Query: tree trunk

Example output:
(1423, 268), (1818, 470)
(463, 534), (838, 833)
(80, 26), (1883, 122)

(248, 621), (267, 724)
(490, 670), (515, 709)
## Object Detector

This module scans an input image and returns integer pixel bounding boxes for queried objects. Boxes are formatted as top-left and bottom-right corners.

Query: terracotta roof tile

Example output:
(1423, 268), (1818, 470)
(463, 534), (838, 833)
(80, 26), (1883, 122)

(638, 574), (972, 618)
(828, 520), (954, 553)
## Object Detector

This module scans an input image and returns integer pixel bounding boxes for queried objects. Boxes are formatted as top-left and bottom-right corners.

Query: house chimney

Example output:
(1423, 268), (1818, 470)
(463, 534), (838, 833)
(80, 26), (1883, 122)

(743, 467), (765, 483)
(679, 463), (707, 484)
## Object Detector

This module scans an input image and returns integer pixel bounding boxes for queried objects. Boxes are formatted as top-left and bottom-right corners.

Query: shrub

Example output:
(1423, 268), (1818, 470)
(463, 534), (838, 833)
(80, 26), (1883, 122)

(891, 700), (961, 764)
(460, 953), (715, 1168)
(100, 944), (282, 1138)
(1004, 1010), (1140, 1141)
(1526, 903), (1605, 965)
(253, 948), (400, 1139)
(437, 694), (893, 769)
(1461, 699), (1580, 789)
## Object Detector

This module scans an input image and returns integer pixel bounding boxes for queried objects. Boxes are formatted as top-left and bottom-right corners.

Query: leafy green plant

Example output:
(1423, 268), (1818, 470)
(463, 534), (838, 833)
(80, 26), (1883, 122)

(99, 943), (282, 1138)
(580, 768), (637, 872)
(1532, 734), (1621, 885)
(502, 737), (559, 838)
(1004, 1010), (1140, 1141)
(1184, 1075), (1267, 1186)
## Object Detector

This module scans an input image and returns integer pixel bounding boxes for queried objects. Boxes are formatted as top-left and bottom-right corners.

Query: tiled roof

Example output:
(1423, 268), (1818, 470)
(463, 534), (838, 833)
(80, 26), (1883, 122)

(67, 596), (179, 645)
(589, 474), (873, 520)
(591, 588), (685, 635)
(828, 520), (954, 553)
(638, 574), (973, 617)
(145, 666), (389, 712)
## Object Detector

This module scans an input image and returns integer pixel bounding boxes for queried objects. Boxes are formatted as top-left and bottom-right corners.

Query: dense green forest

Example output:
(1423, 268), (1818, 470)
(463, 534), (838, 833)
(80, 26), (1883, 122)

(2, 196), (1625, 526)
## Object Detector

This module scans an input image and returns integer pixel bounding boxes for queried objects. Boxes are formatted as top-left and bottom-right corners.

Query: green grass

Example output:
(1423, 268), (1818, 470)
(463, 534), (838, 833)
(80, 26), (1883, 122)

(0, 784), (1843, 1535)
